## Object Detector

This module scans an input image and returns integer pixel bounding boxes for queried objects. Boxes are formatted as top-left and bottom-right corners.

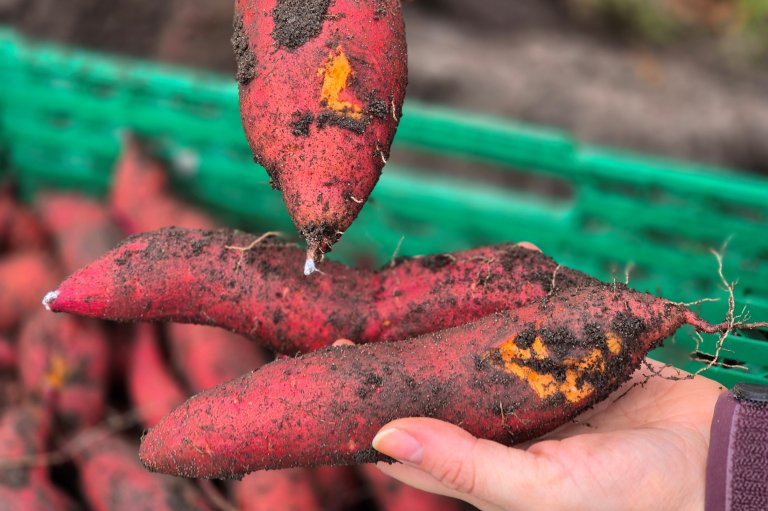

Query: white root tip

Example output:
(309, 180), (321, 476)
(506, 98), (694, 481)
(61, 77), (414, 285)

(304, 258), (318, 276)
(42, 290), (60, 311)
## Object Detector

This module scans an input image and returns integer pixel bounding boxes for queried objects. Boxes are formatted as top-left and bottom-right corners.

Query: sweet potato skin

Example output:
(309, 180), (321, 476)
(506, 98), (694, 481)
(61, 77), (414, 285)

(0, 251), (60, 332)
(36, 193), (123, 274)
(18, 311), (109, 431)
(139, 284), (690, 478)
(233, 469), (321, 511)
(168, 323), (267, 393)
(110, 136), (215, 235)
(235, 0), (407, 259)
(48, 228), (590, 353)
(0, 405), (76, 511)
(128, 324), (187, 428)
(360, 464), (464, 511)
(75, 431), (213, 511)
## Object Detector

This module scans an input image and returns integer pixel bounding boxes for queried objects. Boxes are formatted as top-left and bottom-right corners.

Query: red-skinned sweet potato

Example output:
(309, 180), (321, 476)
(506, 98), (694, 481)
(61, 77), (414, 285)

(0, 405), (76, 511)
(138, 283), (742, 478)
(234, 0), (407, 267)
(128, 324), (187, 428)
(73, 430), (213, 511)
(17, 310), (109, 431)
(45, 227), (587, 354)
(233, 469), (321, 511)
(168, 323), (267, 393)
(311, 466), (363, 511)
(0, 189), (49, 253)
(36, 193), (123, 275)
(0, 251), (60, 332)
(166, 324), (321, 511)
(359, 464), (465, 511)
(110, 136), (215, 235)
(0, 335), (16, 370)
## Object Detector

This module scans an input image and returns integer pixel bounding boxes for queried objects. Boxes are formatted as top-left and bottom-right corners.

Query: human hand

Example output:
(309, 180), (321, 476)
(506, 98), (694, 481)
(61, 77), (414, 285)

(371, 359), (724, 511)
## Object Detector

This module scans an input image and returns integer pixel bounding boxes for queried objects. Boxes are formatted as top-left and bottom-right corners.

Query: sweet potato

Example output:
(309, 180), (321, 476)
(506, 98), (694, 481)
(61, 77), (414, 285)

(0, 251), (60, 331)
(45, 227), (587, 353)
(110, 135), (216, 235)
(233, 469), (321, 511)
(311, 467), (363, 511)
(128, 324), (187, 428)
(138, 283), (741, 478)
(168, 323), (267, 393)
(17, 310), (109, 431)
(0, 405), (76, 511)
(0, 335), (16, 370)
(73, 430), (213, 511)
(36, 193), (123, 274)
(0, 189), (49, 252)
(359, 464), (465, 511)
(234, 0), (407, 267)
(167, 324), (322, 511)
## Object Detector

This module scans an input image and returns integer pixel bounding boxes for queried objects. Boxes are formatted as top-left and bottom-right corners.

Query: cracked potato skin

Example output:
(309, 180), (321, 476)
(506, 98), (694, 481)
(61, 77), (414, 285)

(234, 0), (407, 261)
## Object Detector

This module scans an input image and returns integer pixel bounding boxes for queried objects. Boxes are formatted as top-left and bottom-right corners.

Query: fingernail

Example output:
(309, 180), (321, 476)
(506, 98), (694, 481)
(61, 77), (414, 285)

(372, 428), (423, 464)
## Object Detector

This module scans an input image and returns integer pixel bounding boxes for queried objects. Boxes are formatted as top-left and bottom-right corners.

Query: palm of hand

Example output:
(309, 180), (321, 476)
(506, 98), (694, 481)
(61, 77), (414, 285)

(377, 360), (725, 511)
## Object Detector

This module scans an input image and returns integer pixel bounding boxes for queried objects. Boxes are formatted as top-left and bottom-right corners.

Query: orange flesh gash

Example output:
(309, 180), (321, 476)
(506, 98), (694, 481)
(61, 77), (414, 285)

(318, 47), (363, 119)
(44, 354), (68, 389)
(495, 331), (623, 403)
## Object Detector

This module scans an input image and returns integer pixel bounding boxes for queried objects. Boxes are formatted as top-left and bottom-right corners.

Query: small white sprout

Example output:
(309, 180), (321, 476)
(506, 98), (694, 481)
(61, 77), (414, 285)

(42, 290), (60, 311)
(304, 258), (318, 276)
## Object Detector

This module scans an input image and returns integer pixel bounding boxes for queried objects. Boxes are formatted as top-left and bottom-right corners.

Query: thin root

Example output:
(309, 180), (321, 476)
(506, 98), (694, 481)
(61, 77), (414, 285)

(548, 265), (561, 297)
(682, 247), (768, 377)
(225, 231), (282, 253)
(388, 235), (406, 268)
(624, 262), (635, 286)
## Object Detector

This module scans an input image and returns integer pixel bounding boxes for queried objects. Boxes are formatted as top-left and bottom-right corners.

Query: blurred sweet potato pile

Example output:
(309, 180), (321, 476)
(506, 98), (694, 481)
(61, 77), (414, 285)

(0, 137), (468, 511)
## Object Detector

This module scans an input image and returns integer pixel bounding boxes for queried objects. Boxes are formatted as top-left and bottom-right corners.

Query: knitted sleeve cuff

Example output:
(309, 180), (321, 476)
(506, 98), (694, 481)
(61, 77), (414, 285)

(705, 383), (768, 511)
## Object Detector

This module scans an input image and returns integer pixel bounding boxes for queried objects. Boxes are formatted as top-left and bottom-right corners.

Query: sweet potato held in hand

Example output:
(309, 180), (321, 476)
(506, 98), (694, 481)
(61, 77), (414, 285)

(138, 283), (737, 478)
(45, 227), (591, 354)
(234, 0), (407, 269)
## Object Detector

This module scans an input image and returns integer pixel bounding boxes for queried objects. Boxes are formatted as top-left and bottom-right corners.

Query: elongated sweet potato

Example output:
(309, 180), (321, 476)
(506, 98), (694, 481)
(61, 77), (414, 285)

(234, 0), (407, 267)
(0, 405), (76, 511)
(73, 430), (213, 511)
(0, 251), (60, 332)
(138, 283), (740, 478)
(110, 136), (215, 235)
(128, 324), (187, 428)
(45, 227), (588, 353)
(36, 193), (123, 275)
(168, 323), (267, 393)
(18, 310), (109, 431)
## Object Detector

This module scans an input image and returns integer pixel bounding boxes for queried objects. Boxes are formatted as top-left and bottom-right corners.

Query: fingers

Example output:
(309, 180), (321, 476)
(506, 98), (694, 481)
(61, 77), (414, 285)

(372, 418), (559, 510)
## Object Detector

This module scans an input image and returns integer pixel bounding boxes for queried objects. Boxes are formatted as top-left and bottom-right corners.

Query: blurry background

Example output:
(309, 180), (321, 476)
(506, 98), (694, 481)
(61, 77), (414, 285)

(2, 0), (768, 174)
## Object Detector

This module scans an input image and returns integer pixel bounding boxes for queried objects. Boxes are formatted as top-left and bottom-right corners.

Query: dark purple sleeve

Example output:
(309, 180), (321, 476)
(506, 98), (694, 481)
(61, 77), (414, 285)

(706, 383), (768, 511)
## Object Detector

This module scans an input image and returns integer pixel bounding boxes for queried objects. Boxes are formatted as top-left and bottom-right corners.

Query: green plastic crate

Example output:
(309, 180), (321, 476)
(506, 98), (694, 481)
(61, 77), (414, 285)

(1, 28), (767, 387)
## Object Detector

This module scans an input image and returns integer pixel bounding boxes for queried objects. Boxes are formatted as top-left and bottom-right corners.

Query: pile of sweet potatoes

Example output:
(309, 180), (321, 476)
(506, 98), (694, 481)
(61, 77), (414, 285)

(0, 141), (469, 510)
(20, 135), (757, 488)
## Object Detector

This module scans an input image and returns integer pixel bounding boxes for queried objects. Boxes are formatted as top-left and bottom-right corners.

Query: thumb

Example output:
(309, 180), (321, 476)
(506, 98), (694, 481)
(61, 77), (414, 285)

(372, 418), (559, 510)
